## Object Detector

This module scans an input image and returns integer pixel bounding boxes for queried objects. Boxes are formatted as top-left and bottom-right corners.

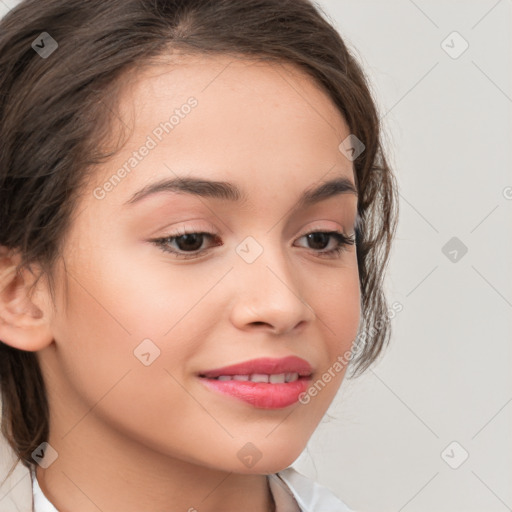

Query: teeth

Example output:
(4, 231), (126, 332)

(285, 372), (299, 382)
(250, 373), (269, 383)
(211, 372), (300, 383)
(232, 375), (250, 381)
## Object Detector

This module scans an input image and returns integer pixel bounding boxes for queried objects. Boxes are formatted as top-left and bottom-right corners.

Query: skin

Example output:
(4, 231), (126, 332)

(0, 54), (360, 512)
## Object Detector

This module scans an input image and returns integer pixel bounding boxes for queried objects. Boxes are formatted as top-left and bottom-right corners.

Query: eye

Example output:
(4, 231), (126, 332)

(151, 228), (221, 260)
(294, 230), (356, 258)
(150, 228), (355, 260)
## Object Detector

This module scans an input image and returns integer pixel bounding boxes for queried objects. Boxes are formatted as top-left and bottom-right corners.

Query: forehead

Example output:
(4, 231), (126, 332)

(121, 52), (350, 139)
(85, 53), (356, 209)
(127, 53), (337, 105)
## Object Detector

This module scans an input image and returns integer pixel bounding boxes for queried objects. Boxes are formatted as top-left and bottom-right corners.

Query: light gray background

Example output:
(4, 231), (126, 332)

(0, 1), (511, 511)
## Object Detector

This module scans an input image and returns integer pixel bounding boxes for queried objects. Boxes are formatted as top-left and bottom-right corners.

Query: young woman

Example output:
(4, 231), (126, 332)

(0, 0), (399, 510)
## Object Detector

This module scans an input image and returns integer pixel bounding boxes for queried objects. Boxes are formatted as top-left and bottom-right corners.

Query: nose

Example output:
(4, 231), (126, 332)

(228, 242), (316, 335)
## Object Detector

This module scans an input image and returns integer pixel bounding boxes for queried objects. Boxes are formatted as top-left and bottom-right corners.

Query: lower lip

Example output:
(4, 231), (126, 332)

(199, 377), (311, 409)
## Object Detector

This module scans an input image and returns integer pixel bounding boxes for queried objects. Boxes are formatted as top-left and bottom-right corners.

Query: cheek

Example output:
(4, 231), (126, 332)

(51, 262), (198, 383)
(50, 276), (137, 406)
(89, 234), (222, 340)
(289, 261), (360, 408)
(49, 273), (222, 457)
(49, 243), (221, 407)
(310, 261), (361, 355)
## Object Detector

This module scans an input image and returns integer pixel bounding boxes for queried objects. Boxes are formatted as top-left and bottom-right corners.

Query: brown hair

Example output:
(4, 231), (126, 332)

(0, 0), (399, 478)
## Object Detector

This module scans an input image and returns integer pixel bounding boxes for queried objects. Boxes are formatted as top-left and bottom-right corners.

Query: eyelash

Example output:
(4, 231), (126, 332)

(150, 227), (356, 260)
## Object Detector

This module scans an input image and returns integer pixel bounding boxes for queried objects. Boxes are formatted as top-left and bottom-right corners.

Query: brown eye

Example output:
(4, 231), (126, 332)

(173, 233), (205, 252)
(305, 232), (331, 251)
(295, 231), (356, 258)
(152, 230), (221, 259)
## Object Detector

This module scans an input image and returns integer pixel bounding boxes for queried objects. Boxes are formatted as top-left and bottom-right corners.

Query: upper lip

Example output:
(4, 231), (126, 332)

(199, 356), (313, 378)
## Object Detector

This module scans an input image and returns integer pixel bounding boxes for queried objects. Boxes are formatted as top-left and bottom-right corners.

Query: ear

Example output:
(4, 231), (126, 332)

(0, 246), (54, 352)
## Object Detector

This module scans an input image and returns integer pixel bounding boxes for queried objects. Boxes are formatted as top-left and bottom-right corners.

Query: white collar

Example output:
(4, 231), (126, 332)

(271, 467), (353, 511)
(31, 467), (58, 512)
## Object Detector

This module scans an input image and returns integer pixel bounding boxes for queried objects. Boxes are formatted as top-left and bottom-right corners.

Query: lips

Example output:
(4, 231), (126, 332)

(198, 356), (313, 409)
(199, 356), (313, 379)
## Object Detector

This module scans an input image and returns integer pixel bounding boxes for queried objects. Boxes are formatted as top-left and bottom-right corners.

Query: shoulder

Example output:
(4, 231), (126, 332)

(274, 466), (355, 512)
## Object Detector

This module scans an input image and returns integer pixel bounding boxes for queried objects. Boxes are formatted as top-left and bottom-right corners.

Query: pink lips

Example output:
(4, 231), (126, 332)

(198, 356), (313, 409)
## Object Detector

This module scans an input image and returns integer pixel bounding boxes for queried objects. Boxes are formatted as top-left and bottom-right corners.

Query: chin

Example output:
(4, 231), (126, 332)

(234, 443), (306, 475)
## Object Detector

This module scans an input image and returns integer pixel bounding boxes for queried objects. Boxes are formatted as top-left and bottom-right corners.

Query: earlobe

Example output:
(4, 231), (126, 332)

(0, 247), (54, 352)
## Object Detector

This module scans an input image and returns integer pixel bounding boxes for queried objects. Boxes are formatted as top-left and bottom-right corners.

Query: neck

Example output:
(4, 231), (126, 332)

(35, 414), (275, 512)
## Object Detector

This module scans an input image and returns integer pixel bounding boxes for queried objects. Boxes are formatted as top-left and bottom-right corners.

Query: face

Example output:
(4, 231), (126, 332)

(39, 53), (361, 474)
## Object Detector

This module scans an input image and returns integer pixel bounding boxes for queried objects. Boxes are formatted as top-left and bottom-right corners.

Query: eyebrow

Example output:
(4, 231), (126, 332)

(123, 174), (358, 209)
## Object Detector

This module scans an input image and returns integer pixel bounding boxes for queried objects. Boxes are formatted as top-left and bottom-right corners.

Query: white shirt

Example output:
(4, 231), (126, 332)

(31, 465), (353, 512)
